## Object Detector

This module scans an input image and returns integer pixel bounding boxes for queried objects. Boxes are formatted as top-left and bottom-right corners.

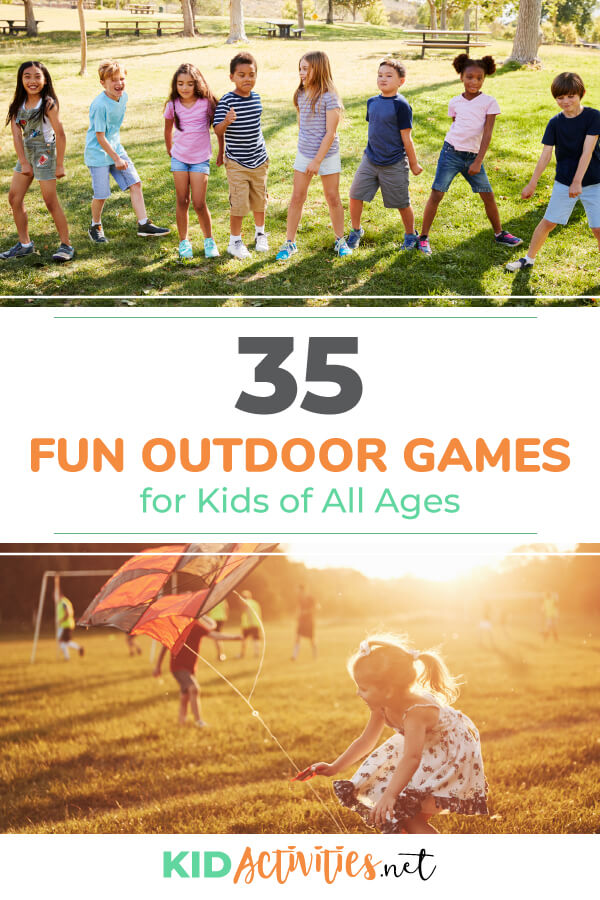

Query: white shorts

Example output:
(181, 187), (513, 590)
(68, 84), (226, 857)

(293, 150), (341, 176)
(544, 180), (600, 228)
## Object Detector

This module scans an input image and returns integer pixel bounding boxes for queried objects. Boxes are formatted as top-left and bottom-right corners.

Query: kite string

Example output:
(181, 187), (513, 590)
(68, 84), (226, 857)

(233, 589), (264, 703)
(183, 641), (349, 834)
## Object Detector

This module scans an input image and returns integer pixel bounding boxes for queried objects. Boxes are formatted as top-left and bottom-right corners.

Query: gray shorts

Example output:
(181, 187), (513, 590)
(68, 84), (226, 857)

(172, 669), (199, 695)
(15, 141), (57, 181)
(88, 151), (141, 200)
(350, 153), (410, 209)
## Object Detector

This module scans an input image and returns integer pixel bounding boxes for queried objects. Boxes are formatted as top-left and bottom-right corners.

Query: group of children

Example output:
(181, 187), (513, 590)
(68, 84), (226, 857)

(3, 51), (599, 272)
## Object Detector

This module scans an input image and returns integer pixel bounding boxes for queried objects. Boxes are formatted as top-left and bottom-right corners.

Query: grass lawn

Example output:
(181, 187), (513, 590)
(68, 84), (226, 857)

(2, 614), (599, 833)
(1, 11), (600, 305)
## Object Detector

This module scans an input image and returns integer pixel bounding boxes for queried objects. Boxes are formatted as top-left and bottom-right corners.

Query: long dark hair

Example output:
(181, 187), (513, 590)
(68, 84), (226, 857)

(6, 61), (58, 127)
(164, 63), (217, 131)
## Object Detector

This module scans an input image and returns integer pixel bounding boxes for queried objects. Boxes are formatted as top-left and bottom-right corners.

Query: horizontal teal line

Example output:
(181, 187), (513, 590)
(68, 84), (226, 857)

(53, 315), (537, 319)
(55, 532), (538, 536)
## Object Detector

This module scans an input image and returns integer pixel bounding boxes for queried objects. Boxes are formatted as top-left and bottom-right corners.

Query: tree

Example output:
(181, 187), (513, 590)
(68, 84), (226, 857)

(227, 0), (248, 42)
(335, 0), (375, 21)
(326, 0), (334, 24)
(543, 0), (596, 32)
(77, 0), (87, 75)
(507, 0), (542, 63)
(181, 0), (195, 36)
(296, 0), (305, 28)
(23, 0), (37, 36)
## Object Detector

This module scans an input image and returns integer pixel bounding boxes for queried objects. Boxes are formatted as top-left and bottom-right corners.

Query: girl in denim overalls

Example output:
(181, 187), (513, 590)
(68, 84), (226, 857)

(2, 61), (74, 262)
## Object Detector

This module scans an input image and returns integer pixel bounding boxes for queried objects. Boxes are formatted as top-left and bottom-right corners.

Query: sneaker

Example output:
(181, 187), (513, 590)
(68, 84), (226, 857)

(254, 231), (269, 252)
(218, 654), (227, 662)
(88, 223), (108, 244)
(0, 241), (34, 259)
(346, 227), (364, 250)
(78, 646), (85, 657)
(495, 230), (523, 247)
(227, 238), (251, 259)
(137, 219), (170, 237)
(505, 257), (534, 272)
(417, 236), (432, 255)
(194, 720), (209, 729)
(334, 236), (352, 258)
(399, 232), (419, 251)
(179, 239), (193, 259)
(52, 243), (75, 263)
(275, 240), (297, 262)
(204, 237), (220, 258)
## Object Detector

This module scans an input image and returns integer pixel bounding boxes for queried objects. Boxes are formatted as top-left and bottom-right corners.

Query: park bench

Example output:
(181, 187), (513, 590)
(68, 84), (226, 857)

(403, 29), (490, 59)
(103, 18), (182, 36)
(258, 24), (276, 37)
(1, 18), (43, 35)
(291, 27), (304, 38)
(125, 4), (156, 13)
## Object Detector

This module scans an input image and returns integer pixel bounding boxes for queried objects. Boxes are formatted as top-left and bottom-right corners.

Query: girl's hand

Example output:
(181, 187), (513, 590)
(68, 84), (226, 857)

(369, 791), (397, 829)
(521, 182), (536, 199)
(56, 165), (65, 179)
(114, 156), (129, 171)
(293, 761), (337, 781)
(45, 97), (55, 112)
(411, 162), (423, 176)
(20, 161), (33, 176)
(468, 160), (482, 175)
(216, 151), (224, 167)
(305, 158), (320, 176)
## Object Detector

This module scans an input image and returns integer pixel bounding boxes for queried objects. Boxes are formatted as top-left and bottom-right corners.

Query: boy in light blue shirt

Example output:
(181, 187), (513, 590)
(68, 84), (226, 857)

(84, 59), (169, 243)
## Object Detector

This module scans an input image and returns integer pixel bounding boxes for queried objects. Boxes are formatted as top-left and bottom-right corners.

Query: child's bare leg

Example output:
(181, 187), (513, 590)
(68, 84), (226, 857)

(91, 198), (105, 223)
(178, 691), (189, 724)
(321, 172), (345, 239)
(399, 204), (416, 234)
(39, 180), (70, 245)
(479, 191), (502, 234)
(190, 172), (212, 237)
(285, 170), (312, 241)
(591, 226), (600, 250)
(8, 172), (34, 243)
(525, 218), (556, 259)
(128, 182), (147, 222)
(403, 814), (439, 834)
(230, 214), (244, 236)
(420, 189), (444, 236)
(349, 197), (363, 231)
(252, 211), (265, 229)
(188, 685), (203, 723)
(173, 171), (191, 240)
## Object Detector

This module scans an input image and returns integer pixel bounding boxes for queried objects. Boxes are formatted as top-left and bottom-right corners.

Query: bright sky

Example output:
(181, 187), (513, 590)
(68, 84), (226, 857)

(284, 541), (577, 582)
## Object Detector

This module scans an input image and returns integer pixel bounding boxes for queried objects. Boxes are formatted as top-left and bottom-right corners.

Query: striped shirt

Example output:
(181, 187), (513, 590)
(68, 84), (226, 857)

(213, 90), (267, 169)
(297, 90), (341, 160)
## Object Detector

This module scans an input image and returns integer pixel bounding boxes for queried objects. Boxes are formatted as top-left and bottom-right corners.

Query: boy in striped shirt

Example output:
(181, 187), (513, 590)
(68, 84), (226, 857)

(214, 53), (269, 259)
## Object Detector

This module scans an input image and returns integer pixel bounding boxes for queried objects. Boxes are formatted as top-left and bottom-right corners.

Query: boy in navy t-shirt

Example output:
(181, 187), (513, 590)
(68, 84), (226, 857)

(347, 58), (423, 251)
(506, 71), (600, 272)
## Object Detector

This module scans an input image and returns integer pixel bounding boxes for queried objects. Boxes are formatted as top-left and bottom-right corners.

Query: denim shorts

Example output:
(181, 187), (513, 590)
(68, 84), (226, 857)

(294, 150), (341, 176)
(88, 151), (141, 200)
(170, 157), (210, 174)
(432, 141), (493, 193)
(544, 180), (600, 228)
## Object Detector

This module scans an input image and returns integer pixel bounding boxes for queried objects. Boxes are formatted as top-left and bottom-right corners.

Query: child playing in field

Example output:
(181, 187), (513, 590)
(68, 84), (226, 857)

(1, 61), (74, 263)
(164, 63), (221, 260)
(153, 617), (241, 727)
(506, 72), (600, 273)
(237, 589), (262, 659)
(347, 58), (423, 251)
(418, 54), (522, 255)
(276, 51), (351, 261)
(85, 59), (169, 244)
(55, 578), (84, 660)
(213, 53), (269, 259)
(295, 635), (488, 833)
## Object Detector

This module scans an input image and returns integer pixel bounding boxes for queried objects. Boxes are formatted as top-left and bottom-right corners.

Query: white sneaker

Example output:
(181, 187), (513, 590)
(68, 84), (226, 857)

(227, 239), (251, 259)
(255, 232), (269, 252)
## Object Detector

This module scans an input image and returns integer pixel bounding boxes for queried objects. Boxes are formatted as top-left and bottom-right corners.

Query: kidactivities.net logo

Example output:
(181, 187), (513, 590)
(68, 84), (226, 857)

(162, 846), (436, 885)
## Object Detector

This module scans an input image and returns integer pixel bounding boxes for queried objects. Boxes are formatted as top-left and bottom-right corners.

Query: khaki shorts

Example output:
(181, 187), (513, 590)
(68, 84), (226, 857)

(225, 158), (269, 216)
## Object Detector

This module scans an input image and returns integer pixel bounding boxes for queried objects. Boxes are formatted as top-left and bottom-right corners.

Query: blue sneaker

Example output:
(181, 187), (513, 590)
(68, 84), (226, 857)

(179, 239), (193, 259)
(495, 230), (523, 247)
(417, 236), (432, 255)
(0, 240), (34, 259)
(346, 227), (364, 250)
(203, 237), (220, 258)
(276, 240), (297, 262)
(399, 232), (419, 251)
(334, 237), (352, 258)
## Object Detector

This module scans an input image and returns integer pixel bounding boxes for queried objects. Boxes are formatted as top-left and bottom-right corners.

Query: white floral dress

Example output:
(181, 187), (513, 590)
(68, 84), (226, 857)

(333, 694), (488, 832)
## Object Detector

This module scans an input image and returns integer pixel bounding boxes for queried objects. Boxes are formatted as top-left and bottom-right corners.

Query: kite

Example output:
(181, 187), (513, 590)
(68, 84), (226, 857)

(78, 543), (277, 653)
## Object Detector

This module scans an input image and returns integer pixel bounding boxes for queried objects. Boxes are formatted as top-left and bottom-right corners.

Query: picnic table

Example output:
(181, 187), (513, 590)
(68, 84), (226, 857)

(126, 4), (155, 13)
(1, 18), (43, 35)
(103, 17), (181, 36)
(403, 29), (490, 58)
(265, 19), (304, 38)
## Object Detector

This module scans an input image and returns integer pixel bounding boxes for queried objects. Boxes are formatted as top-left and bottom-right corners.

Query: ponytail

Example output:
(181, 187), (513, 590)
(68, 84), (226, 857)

(416, 650), (461, 704)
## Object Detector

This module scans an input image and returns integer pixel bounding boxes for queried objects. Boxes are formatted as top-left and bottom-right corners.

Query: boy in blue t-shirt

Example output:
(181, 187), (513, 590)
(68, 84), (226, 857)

(347, 58), (423, 251)
(84, 59), (169, 243)
(506, 71), (600, 272)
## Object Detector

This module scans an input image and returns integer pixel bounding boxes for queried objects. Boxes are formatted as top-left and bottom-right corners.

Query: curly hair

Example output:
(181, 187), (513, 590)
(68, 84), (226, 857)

(453, 53), (496, 76)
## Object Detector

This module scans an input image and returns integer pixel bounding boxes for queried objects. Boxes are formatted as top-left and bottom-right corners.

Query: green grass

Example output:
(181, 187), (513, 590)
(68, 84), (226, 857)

(1, 11), (600, 304)
(2, 614), (599, 833)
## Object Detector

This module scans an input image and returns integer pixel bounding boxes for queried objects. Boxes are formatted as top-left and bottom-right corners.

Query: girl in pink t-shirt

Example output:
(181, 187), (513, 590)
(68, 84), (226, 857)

(164, 63), (222, 259)
(417, 54), (521, 255)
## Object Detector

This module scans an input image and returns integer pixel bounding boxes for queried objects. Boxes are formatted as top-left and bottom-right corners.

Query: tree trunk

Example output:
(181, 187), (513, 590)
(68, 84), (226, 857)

(23, 0), (37, 36)
(296, 0), (304, 29)
(77, 0), (87, 75)
(427, 0), (437, 30)
(440, 0), (447, 30)
(326, 0), (333, 25)
(227, 0), (247, 42)
(181, 0), (194, 36)
(507, 0), (542, 64)
(463, 6), (470, 30)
